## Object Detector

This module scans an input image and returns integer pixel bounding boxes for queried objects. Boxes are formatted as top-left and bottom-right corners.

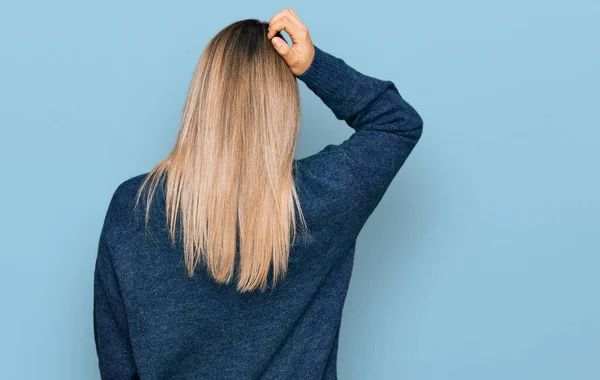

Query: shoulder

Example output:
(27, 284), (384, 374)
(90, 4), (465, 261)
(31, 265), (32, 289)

(294, 147), (368, 242)
(110, 173), (148, 210)
(102, 172), (150, 236)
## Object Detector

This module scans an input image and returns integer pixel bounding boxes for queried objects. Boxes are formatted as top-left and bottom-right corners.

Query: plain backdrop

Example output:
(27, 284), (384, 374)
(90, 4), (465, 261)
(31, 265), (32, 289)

(1, 1), (598, 379)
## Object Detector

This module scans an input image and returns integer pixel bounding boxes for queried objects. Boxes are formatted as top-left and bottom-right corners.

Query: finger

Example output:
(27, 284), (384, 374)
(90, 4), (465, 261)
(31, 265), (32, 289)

(269, 8), (303, 30)
(268, 10), (304, 39)
(267, 16), (306, 43)
(271, 36), (292, 58)
(283, 8), (304, 26)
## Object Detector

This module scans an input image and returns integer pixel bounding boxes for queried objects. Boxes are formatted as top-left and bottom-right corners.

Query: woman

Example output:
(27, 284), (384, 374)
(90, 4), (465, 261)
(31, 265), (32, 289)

(93, 8), (423, 380)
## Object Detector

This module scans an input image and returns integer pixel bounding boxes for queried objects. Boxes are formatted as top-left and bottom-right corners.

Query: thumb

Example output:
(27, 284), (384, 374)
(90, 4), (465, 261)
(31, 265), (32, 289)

(271, 36), (291, 58)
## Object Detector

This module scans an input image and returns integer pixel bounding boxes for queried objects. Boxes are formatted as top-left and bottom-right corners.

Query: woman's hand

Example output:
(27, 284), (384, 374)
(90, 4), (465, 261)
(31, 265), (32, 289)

(267, 8), (315, 76)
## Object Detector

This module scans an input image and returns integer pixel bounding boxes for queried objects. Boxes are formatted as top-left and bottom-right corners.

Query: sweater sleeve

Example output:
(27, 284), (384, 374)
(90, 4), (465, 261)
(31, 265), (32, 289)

(93, 216), (140, 380)
(296, 45), (423, 237)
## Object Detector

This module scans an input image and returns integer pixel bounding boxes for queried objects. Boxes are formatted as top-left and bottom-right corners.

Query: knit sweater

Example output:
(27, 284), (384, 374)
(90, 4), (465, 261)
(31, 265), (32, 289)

(93, 45), (423, 380)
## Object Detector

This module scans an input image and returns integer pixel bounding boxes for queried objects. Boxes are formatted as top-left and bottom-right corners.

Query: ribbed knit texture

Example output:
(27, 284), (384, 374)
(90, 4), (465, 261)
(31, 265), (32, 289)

(93, 45), (423, 380)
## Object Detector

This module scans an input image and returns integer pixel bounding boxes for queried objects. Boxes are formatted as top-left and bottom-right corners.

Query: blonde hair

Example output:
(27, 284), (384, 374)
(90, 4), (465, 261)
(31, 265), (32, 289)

(134, 19), (311, 293)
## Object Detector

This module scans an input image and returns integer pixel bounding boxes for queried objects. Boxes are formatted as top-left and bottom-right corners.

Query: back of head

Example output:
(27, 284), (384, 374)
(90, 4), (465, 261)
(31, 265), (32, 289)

(136, 19), (309, 293)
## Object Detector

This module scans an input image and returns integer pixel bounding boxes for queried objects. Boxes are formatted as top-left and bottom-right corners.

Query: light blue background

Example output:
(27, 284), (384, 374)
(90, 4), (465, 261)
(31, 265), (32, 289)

(1, 0), (598, 379)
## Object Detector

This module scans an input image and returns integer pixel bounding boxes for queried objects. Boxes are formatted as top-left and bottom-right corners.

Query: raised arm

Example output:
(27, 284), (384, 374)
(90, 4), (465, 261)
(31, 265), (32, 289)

(268, 9), (423, 237)
(297, 45), (423, 200)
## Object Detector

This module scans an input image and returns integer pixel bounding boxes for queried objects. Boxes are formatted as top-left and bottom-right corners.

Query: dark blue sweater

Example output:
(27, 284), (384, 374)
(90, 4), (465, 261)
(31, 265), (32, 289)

(93, 45), (423, 380)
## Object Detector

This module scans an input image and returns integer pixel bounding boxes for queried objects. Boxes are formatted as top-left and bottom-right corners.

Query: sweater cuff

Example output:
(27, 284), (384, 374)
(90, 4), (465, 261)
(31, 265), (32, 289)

(296, 45), (336, 87)
(295, 45), (393, 121)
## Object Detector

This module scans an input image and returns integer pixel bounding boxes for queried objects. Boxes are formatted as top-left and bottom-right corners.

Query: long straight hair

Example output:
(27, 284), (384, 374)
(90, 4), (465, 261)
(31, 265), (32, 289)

(134, 19), (311, 293)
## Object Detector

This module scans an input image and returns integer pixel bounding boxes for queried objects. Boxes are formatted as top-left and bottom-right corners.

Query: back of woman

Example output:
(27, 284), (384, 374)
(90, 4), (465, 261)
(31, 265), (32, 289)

(93, 9), (423, 380)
